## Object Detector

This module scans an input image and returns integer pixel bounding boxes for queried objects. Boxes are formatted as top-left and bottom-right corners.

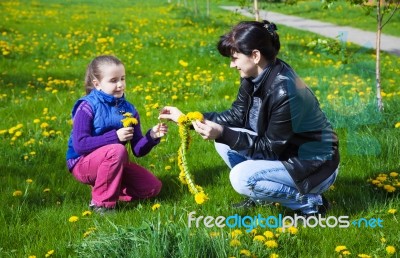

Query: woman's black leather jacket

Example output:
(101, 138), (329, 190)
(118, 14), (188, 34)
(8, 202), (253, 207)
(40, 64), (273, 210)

(204, 59), (339, 194)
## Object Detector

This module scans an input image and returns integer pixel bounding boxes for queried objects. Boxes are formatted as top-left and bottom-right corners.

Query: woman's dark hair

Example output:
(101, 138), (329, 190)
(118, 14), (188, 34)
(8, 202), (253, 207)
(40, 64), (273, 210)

(84, 55), (123, 94)
(217, 20), (280, 61)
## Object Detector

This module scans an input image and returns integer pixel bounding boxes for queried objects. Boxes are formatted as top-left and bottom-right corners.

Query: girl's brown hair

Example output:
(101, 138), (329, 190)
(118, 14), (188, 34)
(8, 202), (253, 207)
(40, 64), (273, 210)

(84, 55), (123, 94)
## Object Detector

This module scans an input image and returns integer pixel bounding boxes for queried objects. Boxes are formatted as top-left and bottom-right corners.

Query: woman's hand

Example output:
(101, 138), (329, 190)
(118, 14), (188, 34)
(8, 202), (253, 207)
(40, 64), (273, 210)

(192, 119), (223, 140)
(150, 123), (168, 139)
(158, 106), (183, 123)
(117, 127), (134, 142)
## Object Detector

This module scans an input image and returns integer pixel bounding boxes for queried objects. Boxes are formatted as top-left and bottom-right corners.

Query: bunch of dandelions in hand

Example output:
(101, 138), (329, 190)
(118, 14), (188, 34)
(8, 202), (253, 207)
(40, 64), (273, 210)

(177, 111), (208, 205)
(121, 112), (138, 127)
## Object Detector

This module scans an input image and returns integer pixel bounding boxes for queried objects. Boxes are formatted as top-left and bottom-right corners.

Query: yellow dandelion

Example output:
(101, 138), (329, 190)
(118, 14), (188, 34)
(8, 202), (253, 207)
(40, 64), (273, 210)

(270, 254), (279, 258)
(265, 240), (278, 248)
(230, 229), (243, 238)
(253, 235), (266, 242)
(194, 192), (208, 204)
(389, 172), (399, 177)
(28, 255), (37, 258)
(82, 210), (92, 216)
(12, 190), (23, 197)
(342, 250), (351, 255)
(395, 122), (400, 128)
(357, 254), (371, 258)
(239, 249), (251, 257)
(179, 60), (188, 67)
(384, 185), (396, 192)
(335, 246), (348, 252)
(68, 216), (79, 223)
(388, 209), (397, 214)
(151, 203), (161, 211)
(26, 178), (33, 183)
(287, 226), (298, 235)
(386, 246), (396, 255)
(121, 116), (138, 128)
(209, 231), (220, 237)
(45, 250), (54, 257)
(43, 188), (51, 193)
(229, 239), (241, 247)
(40, 122), (49, 129)
(263, 230), (275, 239)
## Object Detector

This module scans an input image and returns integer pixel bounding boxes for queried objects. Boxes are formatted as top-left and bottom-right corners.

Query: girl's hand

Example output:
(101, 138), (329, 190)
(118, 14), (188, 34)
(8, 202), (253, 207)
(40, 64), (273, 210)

(117, 127), (134, 142)
(192, 119), (223, 140)
(158, 106), (183, 123)
(150, 123), (168, 139)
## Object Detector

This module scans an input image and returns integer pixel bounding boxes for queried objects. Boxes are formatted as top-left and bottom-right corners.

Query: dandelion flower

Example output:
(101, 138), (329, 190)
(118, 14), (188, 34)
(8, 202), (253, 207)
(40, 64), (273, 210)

(68, 216), (79, 223)
(209, 231), (220, 237)
(265, 240), (278, 248)
(121, 113), (138, 127)
(386, 246), (396, 255)
(230, 229), (243, 238)
(357, 254), (371, 258)
(28, 256), (37, 258)
(239, 249), (251, 257)
(388, 209), (397, 214)
(151, 203), (161, 211)
(45, 250), (54, 257)
(384, 185), (396, 193)
(395, 122), (400, 128)
(270, 254), (279, 258)
(253, 235), (266, 242)
(229, 239), (241, 247)
(287, 226), (298, 235)
(82, 211), (92, 216)
(194, 192), (208, 204)
(342, 250), (351, 255)
(179, 60), (188, 67)
(26, 179), (33, 183)
(389, 172), (398, 177)
(43, 188), (51, 193)
(335, 246), (347, 252)
(12, 190), (23, 197)
(263, 230), (275, 239)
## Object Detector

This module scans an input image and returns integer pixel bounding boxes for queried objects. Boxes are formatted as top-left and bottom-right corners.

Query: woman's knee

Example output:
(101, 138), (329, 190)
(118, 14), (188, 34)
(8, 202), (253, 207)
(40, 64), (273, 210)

(229, 163), (251, 195)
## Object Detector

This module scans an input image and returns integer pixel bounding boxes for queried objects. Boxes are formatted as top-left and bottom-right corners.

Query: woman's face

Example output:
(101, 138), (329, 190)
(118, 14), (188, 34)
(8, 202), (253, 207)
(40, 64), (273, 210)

(230, 52), (258, 78)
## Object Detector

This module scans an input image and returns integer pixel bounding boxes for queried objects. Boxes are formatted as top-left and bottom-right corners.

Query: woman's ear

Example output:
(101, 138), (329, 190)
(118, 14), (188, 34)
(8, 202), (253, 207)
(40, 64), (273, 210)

(252, 49), (261, 65)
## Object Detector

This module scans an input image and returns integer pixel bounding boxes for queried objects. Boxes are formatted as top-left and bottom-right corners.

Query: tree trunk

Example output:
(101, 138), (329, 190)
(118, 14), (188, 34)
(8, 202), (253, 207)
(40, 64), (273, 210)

(254, 0), (260, 21)
(376, 0), (384, 111)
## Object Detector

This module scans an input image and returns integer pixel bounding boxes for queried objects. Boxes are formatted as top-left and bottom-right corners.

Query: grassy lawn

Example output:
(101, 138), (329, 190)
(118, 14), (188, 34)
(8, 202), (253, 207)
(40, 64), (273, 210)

(1, 0), (400, 257)
(222, 0), (400, 37)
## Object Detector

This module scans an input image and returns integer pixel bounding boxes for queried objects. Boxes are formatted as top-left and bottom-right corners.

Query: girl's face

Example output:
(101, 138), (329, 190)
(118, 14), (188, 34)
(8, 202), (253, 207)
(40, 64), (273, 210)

(94, 63), (126, 98)
(230, 51), (258, 78)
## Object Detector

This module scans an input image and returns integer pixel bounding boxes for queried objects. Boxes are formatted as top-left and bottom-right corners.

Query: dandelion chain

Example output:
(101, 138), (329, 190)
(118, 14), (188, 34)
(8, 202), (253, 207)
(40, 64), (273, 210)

(177, 111), (208, 204)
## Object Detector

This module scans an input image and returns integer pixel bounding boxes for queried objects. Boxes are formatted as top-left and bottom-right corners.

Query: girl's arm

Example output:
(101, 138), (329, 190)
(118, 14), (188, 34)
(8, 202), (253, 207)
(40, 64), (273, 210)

(72, 101), (119, 154)
(130, 113), (160, 157)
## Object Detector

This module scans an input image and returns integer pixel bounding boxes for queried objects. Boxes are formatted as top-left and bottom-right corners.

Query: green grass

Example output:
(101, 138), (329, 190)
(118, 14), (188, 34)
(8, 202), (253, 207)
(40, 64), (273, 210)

(1, 0), (400, 257)
(222, 0), (400, 37)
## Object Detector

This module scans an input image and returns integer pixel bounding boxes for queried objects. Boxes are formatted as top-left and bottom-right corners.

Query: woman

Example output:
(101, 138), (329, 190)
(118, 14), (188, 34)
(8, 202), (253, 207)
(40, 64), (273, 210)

(160, 20), (339, 216)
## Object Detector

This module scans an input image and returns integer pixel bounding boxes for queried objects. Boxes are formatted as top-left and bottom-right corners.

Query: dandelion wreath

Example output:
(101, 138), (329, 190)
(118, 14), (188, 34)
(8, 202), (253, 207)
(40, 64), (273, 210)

(177, 111), (208, 204)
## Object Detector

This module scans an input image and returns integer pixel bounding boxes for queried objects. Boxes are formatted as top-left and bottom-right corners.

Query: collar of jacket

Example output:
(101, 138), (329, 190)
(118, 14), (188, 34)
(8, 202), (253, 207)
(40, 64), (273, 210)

(246, 59), (278, 94)
(93, 89), (125, 106)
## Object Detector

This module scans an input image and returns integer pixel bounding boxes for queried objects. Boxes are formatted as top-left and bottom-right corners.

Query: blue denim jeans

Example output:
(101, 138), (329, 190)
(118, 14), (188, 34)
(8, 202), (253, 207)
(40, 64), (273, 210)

(215, 128), (338, 214)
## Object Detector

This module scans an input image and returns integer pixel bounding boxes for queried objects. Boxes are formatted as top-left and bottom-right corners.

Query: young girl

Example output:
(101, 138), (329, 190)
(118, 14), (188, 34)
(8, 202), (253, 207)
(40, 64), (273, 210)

(66, 55), (167, 214)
